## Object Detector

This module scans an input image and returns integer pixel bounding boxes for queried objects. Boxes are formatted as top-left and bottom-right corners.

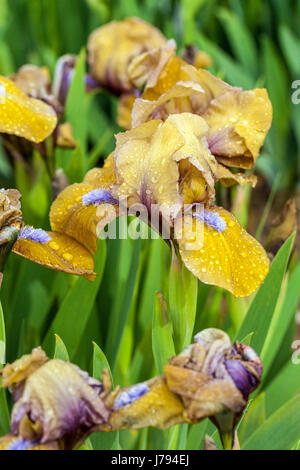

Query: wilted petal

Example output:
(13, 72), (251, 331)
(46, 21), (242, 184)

(109, 377), (185, 430)
(1, 347), (48, 390)
(88, 17), (166, 94)
(204, 88), (272, 168)
(166, 113), (217, 201)
(6, 356), (109, 446)
(12, 228), (96, 280)
(131, 80), (204, 128)
(128, 39), (176, 89)
(175, 206), (269, 297)
(217, 163), (257, 188)
(267, 198), (297, 256)
(0, 76), (57, 143)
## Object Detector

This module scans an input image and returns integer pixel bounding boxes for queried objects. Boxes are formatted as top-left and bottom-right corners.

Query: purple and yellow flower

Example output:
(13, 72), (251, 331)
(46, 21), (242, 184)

(0, 347), (109, 450)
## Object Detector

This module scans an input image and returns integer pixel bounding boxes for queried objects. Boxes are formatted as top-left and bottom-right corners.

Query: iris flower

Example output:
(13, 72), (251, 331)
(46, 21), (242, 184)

(129, 45), (272, 170)
(87, 17), (167, 95)
(54, 112), (269, 297)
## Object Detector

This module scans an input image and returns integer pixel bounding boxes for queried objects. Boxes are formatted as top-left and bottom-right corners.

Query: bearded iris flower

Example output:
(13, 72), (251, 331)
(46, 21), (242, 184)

(51, 111), (270, 297)
(128, 44), (272, 171)
(87, 17), (167, 95)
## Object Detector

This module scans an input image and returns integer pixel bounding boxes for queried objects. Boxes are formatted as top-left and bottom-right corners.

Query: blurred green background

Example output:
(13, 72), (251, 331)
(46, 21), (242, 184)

(0, 0), (300, 450)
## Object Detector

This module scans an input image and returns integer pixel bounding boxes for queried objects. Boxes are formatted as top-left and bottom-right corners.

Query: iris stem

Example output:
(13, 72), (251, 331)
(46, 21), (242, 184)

(221, 431), (233, 450)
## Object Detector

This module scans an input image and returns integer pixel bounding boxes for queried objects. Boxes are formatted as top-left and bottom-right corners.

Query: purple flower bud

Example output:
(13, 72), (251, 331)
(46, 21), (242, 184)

(225, 343), (263, 400)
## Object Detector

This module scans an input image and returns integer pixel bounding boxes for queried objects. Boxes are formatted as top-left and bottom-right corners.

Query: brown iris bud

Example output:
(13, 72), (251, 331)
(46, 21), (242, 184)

(0, 348), (109, 450)
(0, 189), (22, 285)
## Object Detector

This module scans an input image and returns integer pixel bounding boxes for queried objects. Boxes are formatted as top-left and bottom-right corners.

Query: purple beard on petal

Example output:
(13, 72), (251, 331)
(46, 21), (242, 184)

(194, 210), (227, 232)
(113, 383), (149, 409)
(18, 226), (51, 244)
(7, 437), (34, 451)
(82, 189), (118, 206)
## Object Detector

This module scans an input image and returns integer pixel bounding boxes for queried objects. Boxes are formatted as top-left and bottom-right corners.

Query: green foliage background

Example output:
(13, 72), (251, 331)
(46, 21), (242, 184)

(0, 0), (300, 450)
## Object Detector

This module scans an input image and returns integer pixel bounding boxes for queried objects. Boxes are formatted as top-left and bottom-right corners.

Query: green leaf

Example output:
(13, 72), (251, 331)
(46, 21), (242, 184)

(236, 234), (294, 354)
(265, 360), (300, 417)
(43, 241), (106, 358)
(64, 48), (88, 152)
(261, 259), (300, 375)
(90, 342), (119, 450)
(217, 8), (257, 75)
(238, 393), (266, 444)
(242, 395), (300, 450)
(92, 341), (113, 384)
(169, 251), (198, 352)
(279, 24), (300, 76)
(53, 334), (69, 361)
(152, 291), (175, 374)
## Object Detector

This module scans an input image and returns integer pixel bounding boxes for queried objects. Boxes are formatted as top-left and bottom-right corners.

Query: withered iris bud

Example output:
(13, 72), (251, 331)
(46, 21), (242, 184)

(0, 348), (109, 449)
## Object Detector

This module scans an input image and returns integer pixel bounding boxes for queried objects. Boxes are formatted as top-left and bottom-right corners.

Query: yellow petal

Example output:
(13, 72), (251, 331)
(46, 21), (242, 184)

(88, 17), (166, 93)
(175, 206), (269, 297)
(83, 153), (116, 188)
(50, 182), (117, 254)
(131, 80), (204, 128)
(117, 93), (136, 130)
(114, 119), (184, 218)
(109, 378), (185, 430)
(12, 231), (96, 280)
(204, 88), (272, 168)
(0, 76), (57, 143)
(217, 163), (257, 188)
(166, 113), (217, 200)
(128, 39), (176, 89)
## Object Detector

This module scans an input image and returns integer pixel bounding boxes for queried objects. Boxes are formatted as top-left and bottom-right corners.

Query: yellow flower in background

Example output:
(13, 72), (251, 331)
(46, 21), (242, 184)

(87, 17), (167, 94)
(129, 45), (272, 169)
(0, 76), (57, 143)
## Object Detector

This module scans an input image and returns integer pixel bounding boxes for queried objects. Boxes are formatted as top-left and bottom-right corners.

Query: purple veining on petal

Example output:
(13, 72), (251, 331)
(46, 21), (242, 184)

(194, 210), (227, 232)
(7, 437), (34, 451)
(82, 188), (118, 206)
(18, 226), (51, 244)
(113, 383), (149, 410)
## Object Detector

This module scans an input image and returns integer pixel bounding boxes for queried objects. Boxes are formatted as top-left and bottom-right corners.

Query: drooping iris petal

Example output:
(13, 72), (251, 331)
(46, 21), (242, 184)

(204, 88), (272, 168)
(0, 76), (57, 143)
(50, 182), (118, 254)
(12, 230), (96, 280)
(175, 206), (269, 297)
